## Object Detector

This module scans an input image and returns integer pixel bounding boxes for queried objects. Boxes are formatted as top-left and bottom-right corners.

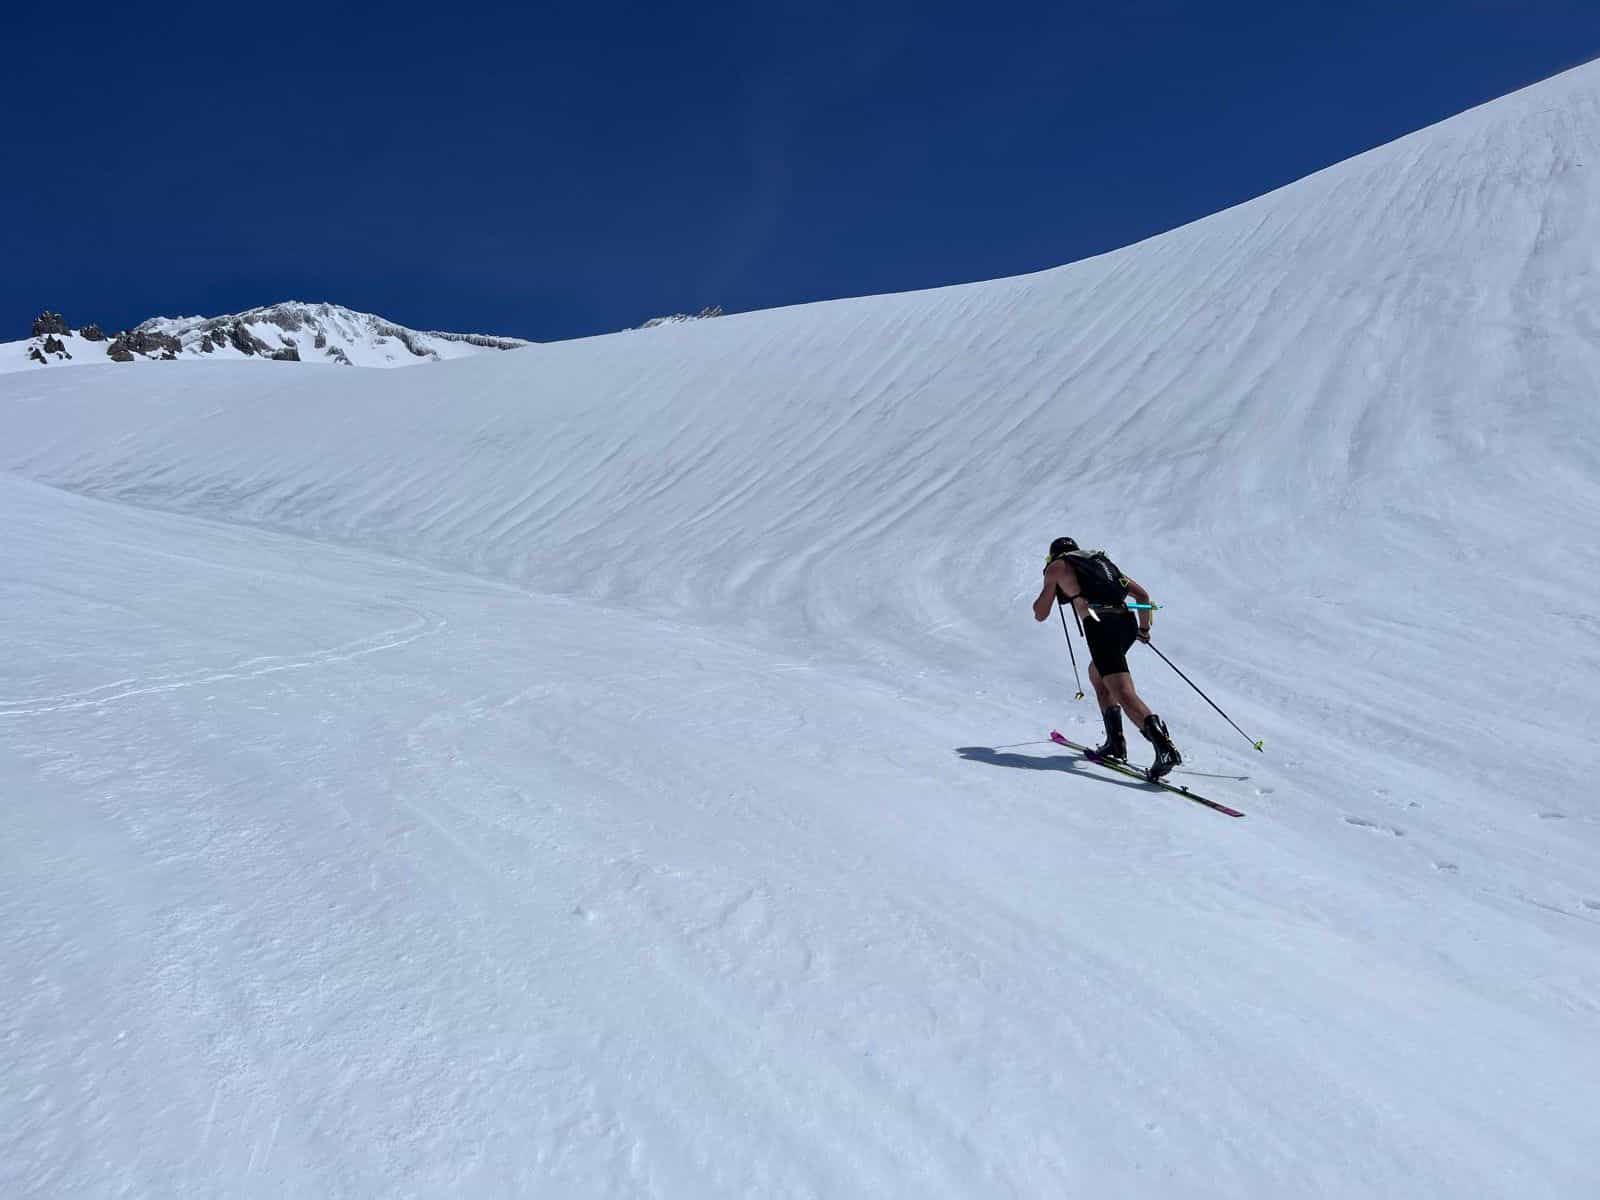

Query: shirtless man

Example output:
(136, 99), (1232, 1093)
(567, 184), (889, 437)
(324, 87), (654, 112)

(1032, 536), (1182, 780)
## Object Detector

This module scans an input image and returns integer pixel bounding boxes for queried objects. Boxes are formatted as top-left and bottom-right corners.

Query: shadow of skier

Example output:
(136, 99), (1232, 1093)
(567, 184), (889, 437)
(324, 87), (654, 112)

(954, 746), (1151, 792)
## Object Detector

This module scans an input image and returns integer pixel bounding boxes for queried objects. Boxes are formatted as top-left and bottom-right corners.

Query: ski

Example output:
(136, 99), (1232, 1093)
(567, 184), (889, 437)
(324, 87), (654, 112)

(1049, 730), (1245, 818)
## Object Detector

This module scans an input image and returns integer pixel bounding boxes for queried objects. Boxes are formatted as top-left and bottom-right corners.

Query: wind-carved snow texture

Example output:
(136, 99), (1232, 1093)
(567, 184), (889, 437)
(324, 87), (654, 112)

(4, 62), (1600, 1200)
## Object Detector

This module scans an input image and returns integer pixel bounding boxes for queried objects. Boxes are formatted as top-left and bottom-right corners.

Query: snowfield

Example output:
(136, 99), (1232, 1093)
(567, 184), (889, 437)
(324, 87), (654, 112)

(4, 61), (1600, 1199)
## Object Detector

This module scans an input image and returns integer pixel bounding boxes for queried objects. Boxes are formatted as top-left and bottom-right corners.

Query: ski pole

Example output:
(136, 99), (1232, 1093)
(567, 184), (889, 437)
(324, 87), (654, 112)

(1055, 599), (1085, 701)
(1144, 641), (1264, 752)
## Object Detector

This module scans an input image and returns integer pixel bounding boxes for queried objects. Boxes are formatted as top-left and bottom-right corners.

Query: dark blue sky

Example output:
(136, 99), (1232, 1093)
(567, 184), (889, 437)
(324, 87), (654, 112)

(7, 1), (1598, 342)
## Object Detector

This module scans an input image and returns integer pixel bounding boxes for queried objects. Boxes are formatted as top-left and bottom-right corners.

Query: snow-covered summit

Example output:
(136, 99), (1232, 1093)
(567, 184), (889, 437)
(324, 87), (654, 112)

(633, 304), (724, 331)
(2, 301), (531, 372)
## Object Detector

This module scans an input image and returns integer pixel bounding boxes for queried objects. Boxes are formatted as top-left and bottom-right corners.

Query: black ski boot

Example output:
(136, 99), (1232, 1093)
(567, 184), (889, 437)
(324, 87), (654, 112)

(1090, 705), (1127, 761)
(1141, 713), (1182, 781)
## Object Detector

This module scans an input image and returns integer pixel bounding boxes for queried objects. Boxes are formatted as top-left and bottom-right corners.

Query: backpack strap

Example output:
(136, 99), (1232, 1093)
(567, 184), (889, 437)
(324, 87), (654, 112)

(1044, 554), (1084, 603)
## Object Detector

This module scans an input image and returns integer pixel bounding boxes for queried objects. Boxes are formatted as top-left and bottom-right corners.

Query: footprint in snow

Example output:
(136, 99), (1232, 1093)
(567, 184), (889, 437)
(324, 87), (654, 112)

(1538, 812), (1566, 820)
(1345, 816), (1405, 837)
(1433, 861), (1459, 873)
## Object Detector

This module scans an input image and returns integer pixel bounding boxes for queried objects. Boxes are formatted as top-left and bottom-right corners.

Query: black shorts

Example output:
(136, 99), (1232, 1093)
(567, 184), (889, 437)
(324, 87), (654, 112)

(1084, 609), (1138, 676)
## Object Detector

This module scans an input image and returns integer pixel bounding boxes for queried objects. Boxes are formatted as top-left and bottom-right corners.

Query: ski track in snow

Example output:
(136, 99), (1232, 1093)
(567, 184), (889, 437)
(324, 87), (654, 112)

(5, 62), (1600, 1199)
(0, 609), (443, 717)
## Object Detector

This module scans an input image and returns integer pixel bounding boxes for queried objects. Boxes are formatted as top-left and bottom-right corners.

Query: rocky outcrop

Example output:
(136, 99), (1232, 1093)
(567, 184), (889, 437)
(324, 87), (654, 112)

(375, 326), (433, 359)
(79, 323), (104, 342)
(226, 322), (269, 356)
(635, 305), (724, 331)
(106, 329), (181, 361)
(438, 332), (528, 350)
(29, 333), (73, 364)
(261, 307), (305, 333)
(31, 311), (69, 338)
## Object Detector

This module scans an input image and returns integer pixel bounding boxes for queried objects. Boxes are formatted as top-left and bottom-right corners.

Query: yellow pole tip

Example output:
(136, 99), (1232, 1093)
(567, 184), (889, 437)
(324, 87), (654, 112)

(1253, 740), (1265, 752)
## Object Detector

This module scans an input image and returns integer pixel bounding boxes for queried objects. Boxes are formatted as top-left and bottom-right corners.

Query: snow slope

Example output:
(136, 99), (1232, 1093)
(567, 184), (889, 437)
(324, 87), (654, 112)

(4, 61), (1600, 1198)
(0, 301), (530, 372)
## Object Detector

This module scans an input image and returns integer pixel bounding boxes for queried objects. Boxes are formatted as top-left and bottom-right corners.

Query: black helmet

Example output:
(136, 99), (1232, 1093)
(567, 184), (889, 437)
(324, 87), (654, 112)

(1047, 536), (1079, 562)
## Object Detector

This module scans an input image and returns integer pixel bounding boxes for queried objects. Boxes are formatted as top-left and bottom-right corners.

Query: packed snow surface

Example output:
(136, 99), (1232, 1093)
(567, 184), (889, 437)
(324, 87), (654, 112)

(5, 62), (1600, 1199)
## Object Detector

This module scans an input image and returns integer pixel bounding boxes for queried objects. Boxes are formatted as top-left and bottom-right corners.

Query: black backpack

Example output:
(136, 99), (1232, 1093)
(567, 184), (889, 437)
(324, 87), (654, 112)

(1053, 549), (1129, 606)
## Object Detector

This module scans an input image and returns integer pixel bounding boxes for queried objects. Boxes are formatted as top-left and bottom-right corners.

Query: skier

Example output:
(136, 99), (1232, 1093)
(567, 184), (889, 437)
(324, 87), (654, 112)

(1031, 536), (1183, 780)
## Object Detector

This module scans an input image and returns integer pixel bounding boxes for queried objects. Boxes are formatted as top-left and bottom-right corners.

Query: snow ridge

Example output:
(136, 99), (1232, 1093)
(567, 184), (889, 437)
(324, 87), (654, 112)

(2, 300), (531, 372)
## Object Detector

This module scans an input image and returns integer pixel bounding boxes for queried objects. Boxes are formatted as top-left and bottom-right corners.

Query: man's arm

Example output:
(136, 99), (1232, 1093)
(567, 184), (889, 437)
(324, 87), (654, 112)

(1033, 560), (1088, 623)
(1124, 575), (1153, 639)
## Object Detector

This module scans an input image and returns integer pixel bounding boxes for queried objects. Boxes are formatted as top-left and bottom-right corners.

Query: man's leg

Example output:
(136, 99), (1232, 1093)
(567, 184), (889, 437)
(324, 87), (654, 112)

(1088, 666), (1127, 758)
(1088, 663), (1112, 710)
(1108, 673), (1182, 779)
(1104, 673), (1151, 727)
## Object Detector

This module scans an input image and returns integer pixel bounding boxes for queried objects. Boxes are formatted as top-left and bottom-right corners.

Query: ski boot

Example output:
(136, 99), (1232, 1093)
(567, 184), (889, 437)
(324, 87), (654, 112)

(1089, 705), (1127, 762)
(1141, 713), (1182, 781)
